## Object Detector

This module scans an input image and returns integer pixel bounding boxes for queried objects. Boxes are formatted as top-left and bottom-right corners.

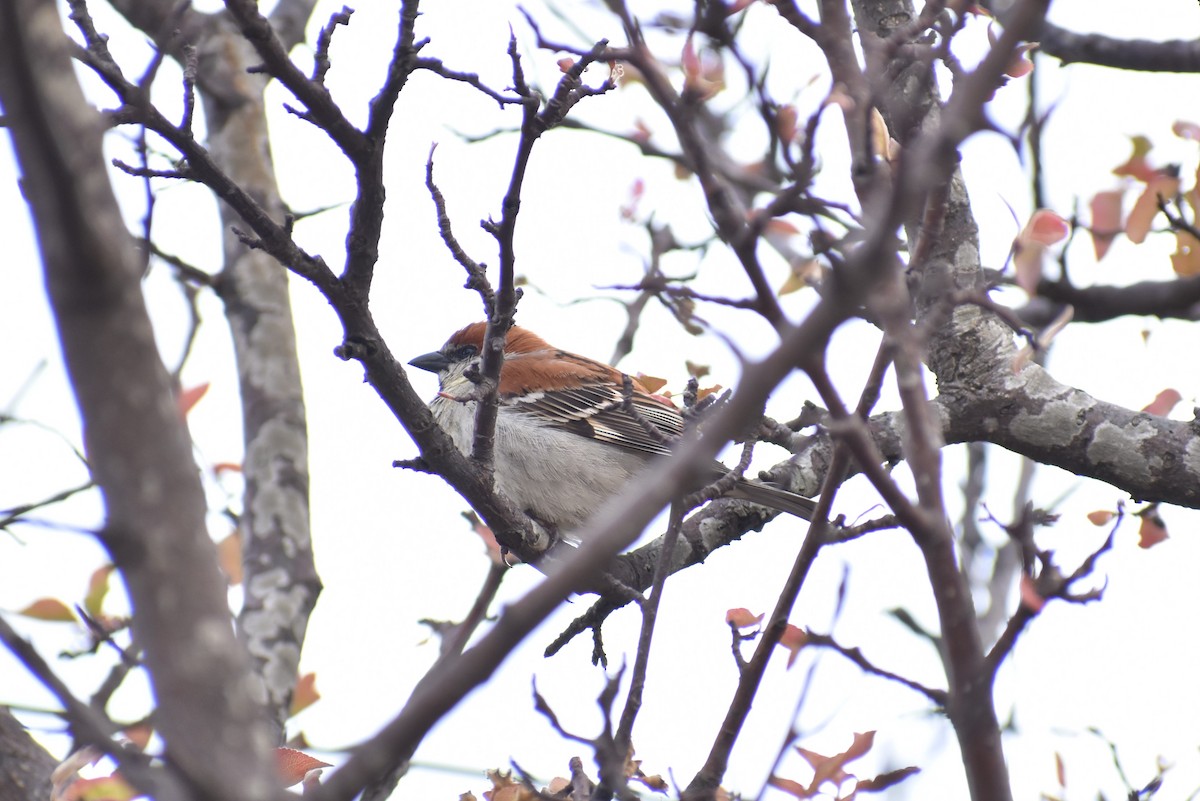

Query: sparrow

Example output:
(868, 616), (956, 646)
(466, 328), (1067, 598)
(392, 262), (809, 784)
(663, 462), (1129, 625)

(408, 322), (816, 540)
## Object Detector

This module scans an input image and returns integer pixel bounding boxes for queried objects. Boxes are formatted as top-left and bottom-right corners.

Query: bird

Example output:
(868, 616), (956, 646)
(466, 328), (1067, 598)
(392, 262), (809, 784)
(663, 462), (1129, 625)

(408, 322), (817, 540)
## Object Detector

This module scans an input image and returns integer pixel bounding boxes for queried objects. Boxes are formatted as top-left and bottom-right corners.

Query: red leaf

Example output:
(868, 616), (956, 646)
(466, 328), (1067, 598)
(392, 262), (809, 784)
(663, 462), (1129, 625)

(176, 382), (210, 417)
(275, 747), (331, 788)
(1112, 135), (1157, 182)
(725, 608), (763, 628)
(1137, 512), (1168, 549)
(1005, 42), (1038, 78)
(1089, 190), (1123, 260)
(1126, 175), (1180, 244)
(1012, 210), (1067, 294)
(1086, 510), (1115, 526)
(1141, 388), (1181, 417)
(1019, 575), (1044, 613)
(1024, 209), (1069, 245)
(779, 624), (809, 667)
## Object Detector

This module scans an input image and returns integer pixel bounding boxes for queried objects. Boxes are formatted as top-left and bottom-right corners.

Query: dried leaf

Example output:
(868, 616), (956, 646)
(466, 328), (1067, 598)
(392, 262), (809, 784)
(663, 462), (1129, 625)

(637, 374), (668, 394)
(767, 775), (814, 799)
(557, 58), (575, 73)
(1086, 510), (1115, 526)
(856, 765), (921, 792)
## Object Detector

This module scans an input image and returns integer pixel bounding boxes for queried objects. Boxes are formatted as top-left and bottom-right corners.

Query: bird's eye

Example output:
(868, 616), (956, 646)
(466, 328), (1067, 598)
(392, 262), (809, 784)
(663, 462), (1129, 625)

(452, 345), (478, 361)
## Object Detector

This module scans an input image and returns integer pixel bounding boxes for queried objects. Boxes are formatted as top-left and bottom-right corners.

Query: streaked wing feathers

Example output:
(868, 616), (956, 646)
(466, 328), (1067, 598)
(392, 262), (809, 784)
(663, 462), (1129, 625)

(507, 384), (683, 457)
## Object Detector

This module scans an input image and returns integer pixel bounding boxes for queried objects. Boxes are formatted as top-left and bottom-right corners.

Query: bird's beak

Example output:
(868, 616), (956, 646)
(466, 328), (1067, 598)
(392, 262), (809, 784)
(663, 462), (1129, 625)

(408, 351), (451, 373)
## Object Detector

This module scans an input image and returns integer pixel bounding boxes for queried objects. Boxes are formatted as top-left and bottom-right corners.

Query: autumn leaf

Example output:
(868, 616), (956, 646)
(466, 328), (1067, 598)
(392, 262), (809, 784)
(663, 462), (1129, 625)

(63, 775), (137, 801)
(83, 565), (115, 617)
(1170, 230), (1200, 276)
(484, 769), (538, 801)
(557, 57), (575, 73)
(685, 361), (710, 379)
(856, 765), (921, 792)
(1013, 304), (1073, 372)
(1125, 174), (1180, 244)
(792, 731), (877, 793)
(1012, 209), (1068, 294)
(176, 382), (209, 417)
(779, 624), (808, 667)
(776, 104), (799, 142)
(216, 529), (243, 585)
(1141, 388), (1182, 416)
(290, 672), (320, 718)
(637, 373), (668, 394)
(767, 775), (813, 799)
(1019, 574), (1045, 613)
(274, 747), (331, 788)
(1088, 190), (1124, 261)
(779, 257), (821, 296)
(1172, 120), (1200, 141)
(17, 597), (76, 622)
(1112, 134), (1157, 182)
(122, 722), (153, 751)
(1005, 42), (1038, 78)
(680, 34), (724, 101)
(463, 511), (503, 564)
(725, 608), (763, 628)
(1086, 510), (1115, 526)
(1137, 510), (1168, 549)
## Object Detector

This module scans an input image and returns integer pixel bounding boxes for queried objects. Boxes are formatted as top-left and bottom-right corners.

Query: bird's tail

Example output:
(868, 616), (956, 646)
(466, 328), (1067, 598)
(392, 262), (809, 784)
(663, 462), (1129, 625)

(725, 481), (817, 521)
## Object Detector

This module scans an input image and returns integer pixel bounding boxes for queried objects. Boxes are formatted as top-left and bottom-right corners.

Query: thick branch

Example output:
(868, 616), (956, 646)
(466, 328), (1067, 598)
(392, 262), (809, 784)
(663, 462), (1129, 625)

(0, 3), (277, 798)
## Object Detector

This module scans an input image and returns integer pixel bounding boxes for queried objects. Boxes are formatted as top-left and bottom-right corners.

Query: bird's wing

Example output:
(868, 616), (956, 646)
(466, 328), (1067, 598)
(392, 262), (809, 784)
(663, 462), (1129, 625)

(505, 383), (684, 457)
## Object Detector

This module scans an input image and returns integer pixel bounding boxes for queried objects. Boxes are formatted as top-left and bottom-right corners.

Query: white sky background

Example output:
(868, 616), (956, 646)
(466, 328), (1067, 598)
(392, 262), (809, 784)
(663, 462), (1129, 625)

(3, 0), (1200, 799)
